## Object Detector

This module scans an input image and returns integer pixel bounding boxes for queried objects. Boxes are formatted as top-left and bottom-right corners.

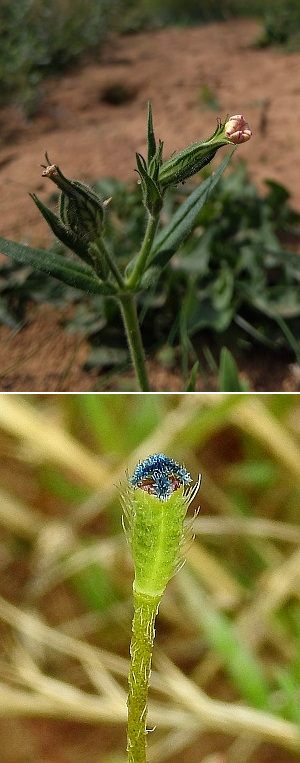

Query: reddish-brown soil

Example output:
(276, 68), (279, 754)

(1, 18), (300, 391)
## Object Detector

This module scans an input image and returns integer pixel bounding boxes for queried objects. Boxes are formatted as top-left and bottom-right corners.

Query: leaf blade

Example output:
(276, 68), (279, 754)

(0, 236), (115, 295)
(149, 149), (235, 269)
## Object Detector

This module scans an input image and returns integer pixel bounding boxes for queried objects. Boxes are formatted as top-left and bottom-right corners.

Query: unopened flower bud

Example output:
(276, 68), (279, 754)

(41, 160), (106, 242)
(224, 114), (252, 144)
(158, 115), (252, 189)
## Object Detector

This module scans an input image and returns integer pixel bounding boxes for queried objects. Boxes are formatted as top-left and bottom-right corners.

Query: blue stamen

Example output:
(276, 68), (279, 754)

(129, 453), (191, 500)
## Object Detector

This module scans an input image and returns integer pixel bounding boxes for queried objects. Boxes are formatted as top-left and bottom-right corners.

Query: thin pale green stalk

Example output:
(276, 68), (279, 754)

(127, 591), (161, 763)
(126, 213), (160, 290)
(118, 294), (150, 391)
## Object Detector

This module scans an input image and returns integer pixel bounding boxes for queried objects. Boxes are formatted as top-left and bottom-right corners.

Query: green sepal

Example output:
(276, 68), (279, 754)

(30, 193), (94, 267)
(122, 484), (190, 598)
(148, 139), (164, 183)
(58, 182), (104, 241)
(147, 102), (157, 164)
(0, 235), (117, 296)
(135, 152), (163, 215)
(158, 119), (232, 189)
(88, 239), (110, 281)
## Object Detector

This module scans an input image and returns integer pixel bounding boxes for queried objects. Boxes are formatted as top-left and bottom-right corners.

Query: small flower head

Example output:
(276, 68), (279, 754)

(224, 114), (252, 144)
(122, 454), (200, 597)
(129, 453), (192, 501)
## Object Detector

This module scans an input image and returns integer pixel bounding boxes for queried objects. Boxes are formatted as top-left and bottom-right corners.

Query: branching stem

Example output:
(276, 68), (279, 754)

(95, 238), (125, 289)
(126, 213), (160, 290)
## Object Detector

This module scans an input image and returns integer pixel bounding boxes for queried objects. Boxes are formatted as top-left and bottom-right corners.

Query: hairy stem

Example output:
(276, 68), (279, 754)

(127, 591), (161, 763)
(118, 293), (150, 391)
(126, 213), (160, 290)
(95, 238), (125, 289)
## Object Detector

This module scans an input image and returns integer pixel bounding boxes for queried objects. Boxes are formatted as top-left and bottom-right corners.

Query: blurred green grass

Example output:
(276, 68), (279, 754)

(0, 392), (300, 761)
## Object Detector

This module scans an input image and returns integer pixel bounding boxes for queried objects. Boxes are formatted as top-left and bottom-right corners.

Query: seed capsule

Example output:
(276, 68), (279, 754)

(41, 159), (106, 242)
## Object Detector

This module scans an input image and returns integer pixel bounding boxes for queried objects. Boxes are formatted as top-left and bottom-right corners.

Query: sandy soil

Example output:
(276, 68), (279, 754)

(1, 18), (300, 391)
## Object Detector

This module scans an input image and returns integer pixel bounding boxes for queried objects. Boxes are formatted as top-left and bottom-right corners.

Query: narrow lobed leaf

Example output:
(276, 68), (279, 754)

(147, 102), (157, 165)
(149, 150), (235, 270)
(0, 236), (116, 295)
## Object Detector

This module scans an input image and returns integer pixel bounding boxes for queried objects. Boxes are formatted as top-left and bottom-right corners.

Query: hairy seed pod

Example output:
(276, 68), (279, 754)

(42, 161), (106, 242)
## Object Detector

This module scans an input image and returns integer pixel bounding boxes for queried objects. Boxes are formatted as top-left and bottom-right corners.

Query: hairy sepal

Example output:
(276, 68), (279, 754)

(122, 483), (197, 598)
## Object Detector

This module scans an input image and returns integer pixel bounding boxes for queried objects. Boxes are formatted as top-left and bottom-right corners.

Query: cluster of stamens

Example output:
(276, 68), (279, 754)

(129, 453), (191, 500)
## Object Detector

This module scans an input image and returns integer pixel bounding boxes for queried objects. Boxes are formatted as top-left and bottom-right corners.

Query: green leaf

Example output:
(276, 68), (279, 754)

(181, 569), (270, 710)
(185, 361), (199, 391)
(70, 561), (118, 612)
(30, 193), (94, 266)
(0, 236), (116, 295)
(183, 291), (234, 334)
(219, 347), (248, 392)
(273, 314), (300, 366)
(275, 668), (300, 724)
(149, 149), (235, 269)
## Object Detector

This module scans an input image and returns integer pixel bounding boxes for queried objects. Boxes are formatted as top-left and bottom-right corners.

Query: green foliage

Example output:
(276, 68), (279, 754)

(255, 0), (300, 50)
(1, 0), (297, 115)
(1, 160), (300, 389)
(113, 0), (259, 32)
(84, 163), (300, 372)
(0, 235), (115, 295)
(182, 569), (270, 709)
(0, 257), (78, 329)
(0, 0), (111, 113)
(198, 84), (220, 111)
(70, 560), (119, 612)
(175, 163), (300, 344)
(111, 0), (287, 32)
(218, 347), (248, 391)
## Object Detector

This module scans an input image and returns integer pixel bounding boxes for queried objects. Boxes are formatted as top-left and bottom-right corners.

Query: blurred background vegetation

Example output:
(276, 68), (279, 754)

(1, 0), (300, 113)
(1, 392), (300, 761)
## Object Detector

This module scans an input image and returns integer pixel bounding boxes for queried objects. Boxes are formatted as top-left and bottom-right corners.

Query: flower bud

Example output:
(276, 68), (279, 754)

(158, 115), (252, 189)
(41, 161), (106, 242)
(224, 114), (252, 144)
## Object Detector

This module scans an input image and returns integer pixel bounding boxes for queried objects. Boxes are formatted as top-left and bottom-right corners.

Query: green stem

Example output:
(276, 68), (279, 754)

(127, 591), (161, 763)
(126, 213), (160, 290)
(118, 293), (150, 391)
(95, 238), (125, 289)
